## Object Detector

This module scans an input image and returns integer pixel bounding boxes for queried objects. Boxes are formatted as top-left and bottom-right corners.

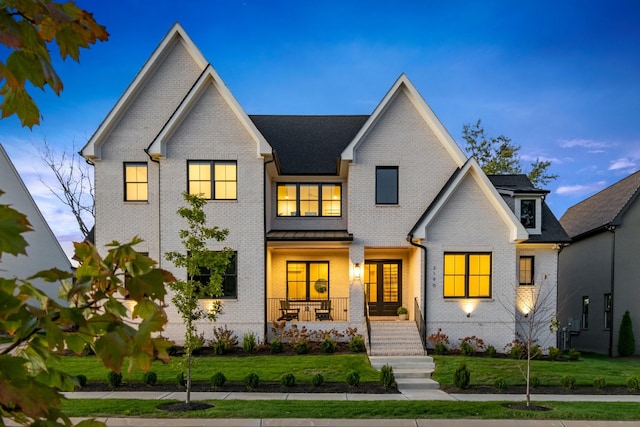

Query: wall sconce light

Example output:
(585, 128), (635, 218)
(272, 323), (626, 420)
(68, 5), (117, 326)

(354, 263), (361, 280)
(466, 312), (471, 318)
(524, 312), (529, 318)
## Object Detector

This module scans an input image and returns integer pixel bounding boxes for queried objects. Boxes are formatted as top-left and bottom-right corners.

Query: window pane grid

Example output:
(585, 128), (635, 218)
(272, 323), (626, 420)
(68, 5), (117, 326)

(124, 163), (148, 201)
(286, 261), (329, 301)
(188, 161), (236, 200)
(277, 183), (341, 217)
(444, 253), (491, 298)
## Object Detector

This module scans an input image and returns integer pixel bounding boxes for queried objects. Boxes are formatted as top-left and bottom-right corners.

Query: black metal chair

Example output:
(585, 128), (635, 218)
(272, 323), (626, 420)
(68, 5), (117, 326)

(315, 300), (332, 321)
(278, 300), (300, 321)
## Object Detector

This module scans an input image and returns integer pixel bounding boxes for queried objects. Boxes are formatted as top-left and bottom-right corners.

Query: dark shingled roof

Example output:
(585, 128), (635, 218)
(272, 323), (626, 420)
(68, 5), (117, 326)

(250, 115), (369, 175)
(488, 175), (571, 243)
(560, 170), (640, 239)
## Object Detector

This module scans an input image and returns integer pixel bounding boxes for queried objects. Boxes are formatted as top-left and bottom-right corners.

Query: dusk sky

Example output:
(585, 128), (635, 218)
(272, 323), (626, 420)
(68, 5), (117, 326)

(1, 0), (639, 259)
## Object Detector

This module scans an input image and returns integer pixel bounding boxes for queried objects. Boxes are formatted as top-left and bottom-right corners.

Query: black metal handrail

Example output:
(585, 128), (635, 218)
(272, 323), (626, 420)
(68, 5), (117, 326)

(414, 297), (427, 352)
(364, 284), (372, 355)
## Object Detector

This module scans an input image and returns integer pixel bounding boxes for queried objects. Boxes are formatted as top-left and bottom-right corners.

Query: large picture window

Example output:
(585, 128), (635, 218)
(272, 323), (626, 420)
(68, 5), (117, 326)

(277, 184), (341, 217)
(519, 256), (534, 286)
(444, 253), (492, 298)
(190, 251), (238, 299)
(124, 162), (148, 201)
(376, 166), (398, 204)
(188, 160), (237, 200)
(287, 261), (329, 300)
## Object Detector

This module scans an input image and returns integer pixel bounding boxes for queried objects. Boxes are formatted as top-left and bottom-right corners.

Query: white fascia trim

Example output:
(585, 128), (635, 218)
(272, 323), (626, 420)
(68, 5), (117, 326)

(413, 158), (529, 242)
(147, 64), (271, 159)
(81, 23), (207, 161)
(340, 74), (467, 167)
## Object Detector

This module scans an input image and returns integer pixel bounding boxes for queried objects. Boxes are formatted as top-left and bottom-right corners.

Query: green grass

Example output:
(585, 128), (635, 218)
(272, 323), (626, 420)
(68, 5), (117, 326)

(61, 399), (640, 420)
(50, 353), (379, 384)
(432, 353), (640, 387)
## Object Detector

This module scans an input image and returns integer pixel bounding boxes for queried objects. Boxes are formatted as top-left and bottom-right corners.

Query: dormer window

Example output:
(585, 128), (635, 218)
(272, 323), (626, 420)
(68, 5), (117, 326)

(520, 199), (536, 228)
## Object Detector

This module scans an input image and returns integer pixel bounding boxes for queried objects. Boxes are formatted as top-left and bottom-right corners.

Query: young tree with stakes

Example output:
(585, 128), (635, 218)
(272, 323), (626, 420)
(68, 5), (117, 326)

(165, 192), (232, 406)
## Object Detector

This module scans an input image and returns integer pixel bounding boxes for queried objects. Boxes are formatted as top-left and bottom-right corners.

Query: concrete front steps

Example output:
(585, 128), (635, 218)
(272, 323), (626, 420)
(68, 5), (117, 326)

(367, 321), (439, 392)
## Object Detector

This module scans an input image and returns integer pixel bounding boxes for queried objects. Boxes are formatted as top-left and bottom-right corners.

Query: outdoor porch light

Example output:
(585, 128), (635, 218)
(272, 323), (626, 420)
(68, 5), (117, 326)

(354, 263), (361, 279)
(466, 312), (471, 318)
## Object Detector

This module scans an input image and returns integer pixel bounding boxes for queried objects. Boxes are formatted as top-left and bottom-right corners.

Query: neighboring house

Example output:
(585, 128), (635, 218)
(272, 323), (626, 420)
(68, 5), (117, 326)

(81, 23), (569, 351)
(558, 170), (640, 356)
(0, 144), (73, 303)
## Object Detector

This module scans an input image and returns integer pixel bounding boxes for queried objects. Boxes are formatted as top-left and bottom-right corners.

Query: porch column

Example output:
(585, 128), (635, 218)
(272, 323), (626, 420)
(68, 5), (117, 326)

(349, 244), (365, 323)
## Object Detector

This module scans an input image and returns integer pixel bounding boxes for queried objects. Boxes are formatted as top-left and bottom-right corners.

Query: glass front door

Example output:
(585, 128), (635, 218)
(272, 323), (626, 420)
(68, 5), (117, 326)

(365, 260), (401, 316)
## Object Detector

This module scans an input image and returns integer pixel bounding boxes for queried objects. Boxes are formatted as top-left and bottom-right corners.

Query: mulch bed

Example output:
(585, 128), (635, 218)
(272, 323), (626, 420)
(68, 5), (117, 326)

(78, 381), (399, 394)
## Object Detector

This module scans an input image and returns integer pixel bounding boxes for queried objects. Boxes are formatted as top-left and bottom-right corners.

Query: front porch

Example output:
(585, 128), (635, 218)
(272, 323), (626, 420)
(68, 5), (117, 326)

(267, 297), (350, 322)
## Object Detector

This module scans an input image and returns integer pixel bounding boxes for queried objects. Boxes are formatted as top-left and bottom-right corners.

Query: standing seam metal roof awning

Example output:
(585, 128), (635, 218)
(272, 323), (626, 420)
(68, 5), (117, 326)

(266, 230), (353, 242)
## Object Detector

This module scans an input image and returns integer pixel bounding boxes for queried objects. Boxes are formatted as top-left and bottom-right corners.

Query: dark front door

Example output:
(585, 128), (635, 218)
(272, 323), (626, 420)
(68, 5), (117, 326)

(365, 260), (402, 316)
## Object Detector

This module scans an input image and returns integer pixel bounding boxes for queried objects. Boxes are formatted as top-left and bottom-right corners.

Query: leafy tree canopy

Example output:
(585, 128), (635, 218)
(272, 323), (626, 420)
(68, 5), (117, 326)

(0, 0), (108, 127)
(462, 119), (557, 187)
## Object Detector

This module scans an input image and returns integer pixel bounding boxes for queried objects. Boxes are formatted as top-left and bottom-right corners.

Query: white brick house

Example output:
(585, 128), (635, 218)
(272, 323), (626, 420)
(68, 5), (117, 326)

(81, 23), (570, 351)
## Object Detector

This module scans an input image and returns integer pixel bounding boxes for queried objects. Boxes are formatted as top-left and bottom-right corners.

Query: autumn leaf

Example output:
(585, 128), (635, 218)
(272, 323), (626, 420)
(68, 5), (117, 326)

(0, 201), (32, 258)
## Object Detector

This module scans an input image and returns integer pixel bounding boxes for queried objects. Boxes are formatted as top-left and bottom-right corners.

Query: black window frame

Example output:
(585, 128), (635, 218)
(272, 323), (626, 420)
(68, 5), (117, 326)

(187, 160), (237, 201)
(376, 166), (399, 205)
(276, 183), (342, 217)
(520, 199), (536, 228)
(443, 252), (492, 299)
(604, 293), (612, 330)
(123, 162), (148, 202)
(286, 260), (330, 301)
(519, 256), (535, 286)
(190, 251), (238, 299)
(582, 296), (590, 329)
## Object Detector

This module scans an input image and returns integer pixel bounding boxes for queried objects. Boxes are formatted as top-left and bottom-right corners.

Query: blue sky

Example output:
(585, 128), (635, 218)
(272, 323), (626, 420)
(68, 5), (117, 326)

(2, 0), (639, 258)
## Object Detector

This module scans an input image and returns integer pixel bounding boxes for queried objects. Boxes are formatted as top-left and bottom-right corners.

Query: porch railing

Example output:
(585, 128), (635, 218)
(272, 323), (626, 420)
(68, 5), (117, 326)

(414, 297), (427, 352)
(267, 298), (349, 322)
(364, 284), (371, 355)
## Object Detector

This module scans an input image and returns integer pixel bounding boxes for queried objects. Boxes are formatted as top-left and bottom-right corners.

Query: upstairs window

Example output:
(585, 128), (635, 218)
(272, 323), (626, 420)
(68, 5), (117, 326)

(520, 199), (536, 228)
(188, 161), (237, 200)
(519, 256), (535, 286)
(376, 166), (398, 204)
(124, 162), (148, 201)
(444, 253), (492, 298)
(277, 184), (341, 217)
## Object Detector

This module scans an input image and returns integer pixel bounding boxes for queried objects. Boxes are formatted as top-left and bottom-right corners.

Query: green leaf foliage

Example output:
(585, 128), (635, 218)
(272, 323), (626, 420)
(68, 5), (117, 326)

(618, 310), (636, 356)
(0, 0), (109, 127)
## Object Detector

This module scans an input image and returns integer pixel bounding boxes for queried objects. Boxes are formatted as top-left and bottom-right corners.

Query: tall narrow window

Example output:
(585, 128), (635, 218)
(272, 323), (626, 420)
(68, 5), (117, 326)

(188, 160), (237, 200)
(582, 296), (590, 329)
(444, 253), (492, 298)
(287, 261), (329, 300)
(604, 293), (612, 330)
(519, 256), (534, 285)
(376, 166), (398, 204)
(124, 162), (148, 201)
(520, 199), (536, 228)
(299, 184), (319, 216)
(321, 184), (341, 216)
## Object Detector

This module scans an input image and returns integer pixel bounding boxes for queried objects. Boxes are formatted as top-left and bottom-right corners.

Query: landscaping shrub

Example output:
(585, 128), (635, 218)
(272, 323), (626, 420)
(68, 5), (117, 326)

(213, 325), (239, 353)
(560, 375), (576, 389)
(618, 310), (636, 357)
(270, 338), (283, 354)
(242, 332), (257, 354)
(530, 376), (540, 388)
(210, 372), (226, 389)
(280, 373), (296, 387)
(312, 373), (324, 387)
(176, 372), (186, 387)
(349, 335), (365, 353)
(346, 370), (360, 387)
(244, 372), (259, 391)
(454, 363), (471, 389)
(567, 348), (581, 361)
(434, 342), (448, 355)
(380, 364), (395, 389)
(460, 341), (474, 356)
(485, 345), (497, 358)
(75, 374), (87, 388)
(294, 339), (308, 355)
(321, 337), (336, 354)
(214, 340), (226, 355)
(505, 340), (525, 359)
(626, 376), (639, 391)
(142, 371), (157, 386)
(530, 344), (542, 359)
(547, 346), (562, 361)
(493, 378), (507, 391)
(593, 377), (606, 390)
(107, 371), (122, 388)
